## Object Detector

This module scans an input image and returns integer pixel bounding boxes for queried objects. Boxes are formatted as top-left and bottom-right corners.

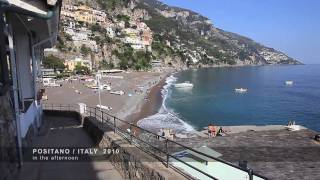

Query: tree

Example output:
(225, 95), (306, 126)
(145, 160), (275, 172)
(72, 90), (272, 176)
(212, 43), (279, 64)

(90, 24), (103, 33)
(99, 60), (115, 70)
(74, 63), (91, 75)
(80, 45), (91, 56)
(42, 55), (65, 70)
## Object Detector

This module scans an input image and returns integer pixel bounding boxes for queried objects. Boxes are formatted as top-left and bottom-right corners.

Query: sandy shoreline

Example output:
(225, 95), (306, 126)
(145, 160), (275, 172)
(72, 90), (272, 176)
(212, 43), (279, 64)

(126, 75), (168, 125)
(44, 70), (173, 126)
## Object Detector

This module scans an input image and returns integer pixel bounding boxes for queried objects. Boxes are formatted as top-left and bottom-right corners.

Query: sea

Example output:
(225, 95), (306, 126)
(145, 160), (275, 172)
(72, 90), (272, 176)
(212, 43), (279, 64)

(138, 65), (320, 133)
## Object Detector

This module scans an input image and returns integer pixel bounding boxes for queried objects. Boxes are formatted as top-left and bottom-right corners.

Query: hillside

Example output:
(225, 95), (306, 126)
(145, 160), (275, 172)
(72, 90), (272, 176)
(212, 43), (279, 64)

(138, 0), (301, 66)
(49, 0), (301, 72)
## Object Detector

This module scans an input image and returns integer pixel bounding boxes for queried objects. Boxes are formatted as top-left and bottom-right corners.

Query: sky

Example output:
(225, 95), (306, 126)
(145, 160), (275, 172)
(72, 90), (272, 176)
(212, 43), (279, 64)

(161, 0), (320, 64)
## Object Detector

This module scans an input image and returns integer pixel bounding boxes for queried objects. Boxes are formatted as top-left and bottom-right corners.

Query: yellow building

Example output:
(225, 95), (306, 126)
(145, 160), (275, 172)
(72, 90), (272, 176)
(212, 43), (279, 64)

(74, 5), (106, 25)
(64, 58), (92, 71)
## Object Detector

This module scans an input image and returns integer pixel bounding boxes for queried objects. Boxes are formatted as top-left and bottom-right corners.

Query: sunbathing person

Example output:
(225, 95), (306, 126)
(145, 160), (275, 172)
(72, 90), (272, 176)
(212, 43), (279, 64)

(217, 127), (227, 136)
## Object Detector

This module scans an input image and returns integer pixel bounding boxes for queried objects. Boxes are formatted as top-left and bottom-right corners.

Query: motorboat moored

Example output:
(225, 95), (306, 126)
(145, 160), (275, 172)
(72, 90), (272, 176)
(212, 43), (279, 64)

(174, 81), (194, 88)
(235, 88), (248, 93)
(285, 81), (294, 85)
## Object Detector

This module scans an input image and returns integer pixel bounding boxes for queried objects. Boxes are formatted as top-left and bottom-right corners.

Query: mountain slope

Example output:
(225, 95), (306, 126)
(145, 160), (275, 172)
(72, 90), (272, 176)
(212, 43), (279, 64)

(55, 0), (301, 71)
(136, 0), (301, 66)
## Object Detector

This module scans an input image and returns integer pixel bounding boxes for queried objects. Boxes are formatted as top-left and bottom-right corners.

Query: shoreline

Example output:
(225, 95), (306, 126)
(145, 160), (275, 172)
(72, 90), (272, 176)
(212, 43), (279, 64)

(125, 73), (170, 126)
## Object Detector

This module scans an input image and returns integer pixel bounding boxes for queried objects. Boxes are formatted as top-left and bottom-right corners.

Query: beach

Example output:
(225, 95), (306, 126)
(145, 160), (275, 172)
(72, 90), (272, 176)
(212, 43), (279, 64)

(44, 70), (172, 123)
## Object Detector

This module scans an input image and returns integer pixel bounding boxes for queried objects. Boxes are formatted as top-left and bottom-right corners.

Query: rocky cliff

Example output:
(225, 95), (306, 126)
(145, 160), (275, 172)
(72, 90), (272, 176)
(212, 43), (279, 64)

(137, 0), (301, 66)
(54, 0), (301, 70)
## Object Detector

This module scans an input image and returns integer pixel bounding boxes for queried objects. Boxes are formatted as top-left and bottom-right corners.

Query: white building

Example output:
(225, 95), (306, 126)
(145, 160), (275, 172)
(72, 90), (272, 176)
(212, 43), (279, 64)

(106, 27), (116, 38)
(65, 28), (89, 41)
(0, 0), (61, 173)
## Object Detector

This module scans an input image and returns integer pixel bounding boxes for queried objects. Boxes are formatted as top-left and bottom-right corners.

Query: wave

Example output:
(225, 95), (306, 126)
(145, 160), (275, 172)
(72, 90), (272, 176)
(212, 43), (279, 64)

(137, 75), (195, 134)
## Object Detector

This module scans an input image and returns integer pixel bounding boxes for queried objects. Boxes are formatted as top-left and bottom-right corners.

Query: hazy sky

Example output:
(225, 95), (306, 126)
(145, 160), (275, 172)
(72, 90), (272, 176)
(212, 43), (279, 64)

(161, 0), (320, 64)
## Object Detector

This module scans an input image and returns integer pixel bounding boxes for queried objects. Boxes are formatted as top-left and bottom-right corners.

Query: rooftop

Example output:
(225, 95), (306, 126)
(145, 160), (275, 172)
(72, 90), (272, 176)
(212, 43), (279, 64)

(176, 128), (320, 180)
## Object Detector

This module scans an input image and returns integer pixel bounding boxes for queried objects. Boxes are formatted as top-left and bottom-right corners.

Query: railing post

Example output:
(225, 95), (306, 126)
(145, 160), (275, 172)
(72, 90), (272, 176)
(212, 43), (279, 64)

(129, 124), (132, 144)
(51, 104), (53, 110)
(59, 104), (62, 111)
(94, 107), (97, 118)
(166, 138), (169, 168)
(89, 107), (91, 116)
(248, 169), (253, 180)
(113, 116), (116, 133)
(101, 111), (104, 123)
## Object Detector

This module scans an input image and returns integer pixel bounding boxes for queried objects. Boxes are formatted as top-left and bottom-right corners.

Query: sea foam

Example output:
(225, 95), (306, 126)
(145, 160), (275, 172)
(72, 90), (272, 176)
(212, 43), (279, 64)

(137, 75), (195, 134)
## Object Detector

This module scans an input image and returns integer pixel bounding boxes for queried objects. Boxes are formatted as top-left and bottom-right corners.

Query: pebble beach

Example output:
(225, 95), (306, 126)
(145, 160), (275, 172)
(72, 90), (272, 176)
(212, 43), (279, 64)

(44, 70), (171, 123)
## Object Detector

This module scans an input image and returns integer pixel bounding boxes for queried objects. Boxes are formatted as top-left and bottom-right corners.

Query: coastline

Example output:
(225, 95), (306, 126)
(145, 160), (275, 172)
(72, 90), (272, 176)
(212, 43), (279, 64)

(44, 71), (171, 123)
(125, 73), (170, 126)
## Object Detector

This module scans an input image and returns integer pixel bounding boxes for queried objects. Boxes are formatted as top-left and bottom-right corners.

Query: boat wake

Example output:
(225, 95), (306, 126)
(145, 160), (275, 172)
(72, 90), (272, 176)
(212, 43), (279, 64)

(137, 75), (195, 134)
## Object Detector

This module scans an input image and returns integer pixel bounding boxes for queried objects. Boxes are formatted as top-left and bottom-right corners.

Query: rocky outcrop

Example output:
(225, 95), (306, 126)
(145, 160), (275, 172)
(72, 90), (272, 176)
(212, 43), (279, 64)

(138, 0), (302, 66)
(56, 0), (301, 70)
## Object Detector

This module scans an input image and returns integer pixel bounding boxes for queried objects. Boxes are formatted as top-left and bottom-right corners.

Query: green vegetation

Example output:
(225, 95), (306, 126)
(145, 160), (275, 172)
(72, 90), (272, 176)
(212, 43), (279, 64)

(42, 55), (65, 70)
(116, 14), (130, 22)
(112, 47), (152, 70)
(74, 62), (91, 75)
(96, 0), (130, 10)
(90, 24), (104, 33)
(80, 45), (91, 56)
(99, 60), (115, 69)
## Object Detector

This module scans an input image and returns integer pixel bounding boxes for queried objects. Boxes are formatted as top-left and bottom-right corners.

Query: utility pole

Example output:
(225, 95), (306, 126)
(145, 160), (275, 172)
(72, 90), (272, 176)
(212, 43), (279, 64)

(96, 72), (102, 116)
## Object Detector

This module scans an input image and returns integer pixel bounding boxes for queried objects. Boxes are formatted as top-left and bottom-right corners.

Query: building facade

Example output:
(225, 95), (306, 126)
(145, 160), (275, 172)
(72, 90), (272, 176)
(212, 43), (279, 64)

(0, 0), (61, 179)
(64, 57), (93, 71)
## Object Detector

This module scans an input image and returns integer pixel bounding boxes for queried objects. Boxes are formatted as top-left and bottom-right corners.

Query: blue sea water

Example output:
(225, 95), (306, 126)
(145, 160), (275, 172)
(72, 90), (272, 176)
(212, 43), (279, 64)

(138, 65), (320, 133)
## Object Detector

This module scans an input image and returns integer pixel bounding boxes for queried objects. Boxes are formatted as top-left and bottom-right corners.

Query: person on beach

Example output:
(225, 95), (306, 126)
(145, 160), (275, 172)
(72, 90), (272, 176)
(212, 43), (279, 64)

(217, 127), (226, 136)
(208, 124), (212, 138)
(208, 124), (216, 138)
(211, 125), (216, 137)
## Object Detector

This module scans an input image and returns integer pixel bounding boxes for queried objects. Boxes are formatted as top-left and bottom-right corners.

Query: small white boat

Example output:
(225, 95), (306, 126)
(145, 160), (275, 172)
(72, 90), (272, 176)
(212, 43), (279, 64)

(285, 125), (301, 131)
(110, 90), (125, 96)
(174, 81), (194, 88)
(97, 105), (112, 111)
(235, 88), (248, 93)
(90, 84), (111, 90)
(285, 81), (294, 85)
(43, 78), (61, 87)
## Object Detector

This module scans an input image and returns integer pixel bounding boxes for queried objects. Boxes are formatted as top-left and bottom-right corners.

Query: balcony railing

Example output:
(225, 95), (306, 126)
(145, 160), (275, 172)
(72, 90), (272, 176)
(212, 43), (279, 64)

(43, 103), (268, 180)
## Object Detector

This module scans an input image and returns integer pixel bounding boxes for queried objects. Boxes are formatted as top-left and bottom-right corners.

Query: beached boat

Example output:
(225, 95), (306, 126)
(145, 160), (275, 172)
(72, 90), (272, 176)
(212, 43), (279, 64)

(43, 78), (61, 87)
(97, 105), (112, 111)
(110, 90), (125, 96)
(89, 84), (111, 90)
(235, 88), (248, 93)
(285, 81), (294, 85)
(174, 81), (194, 88)
(285, 125), (302, 131)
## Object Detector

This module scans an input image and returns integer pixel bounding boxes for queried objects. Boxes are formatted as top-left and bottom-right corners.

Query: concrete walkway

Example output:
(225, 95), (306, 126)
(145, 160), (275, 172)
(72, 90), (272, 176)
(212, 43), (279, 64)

(10, 115), (124, 180)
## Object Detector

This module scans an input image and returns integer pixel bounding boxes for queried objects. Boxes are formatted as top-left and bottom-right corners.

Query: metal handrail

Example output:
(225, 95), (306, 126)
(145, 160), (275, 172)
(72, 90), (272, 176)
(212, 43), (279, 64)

(42, 103), (268, 180)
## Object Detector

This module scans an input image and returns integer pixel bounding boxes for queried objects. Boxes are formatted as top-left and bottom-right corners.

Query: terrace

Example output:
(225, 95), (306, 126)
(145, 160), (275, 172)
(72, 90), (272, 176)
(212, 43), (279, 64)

(26, 104), (268, 180)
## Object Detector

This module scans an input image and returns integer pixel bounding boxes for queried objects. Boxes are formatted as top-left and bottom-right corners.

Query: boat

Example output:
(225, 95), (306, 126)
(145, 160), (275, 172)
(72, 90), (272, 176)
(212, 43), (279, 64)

(235, 88), (248, 93)
(97, 105), (112, 111)
(285, 125), (302, 131)
(110, 90), (125, 96)
(285, 81), (294, 85)
(174, 81), (194, 88)
(89, 84), (111, 90)
(42, 78), (61, 87)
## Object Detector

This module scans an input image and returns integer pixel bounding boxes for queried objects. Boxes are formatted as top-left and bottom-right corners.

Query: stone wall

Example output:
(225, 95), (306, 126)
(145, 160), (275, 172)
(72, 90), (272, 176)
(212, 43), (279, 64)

(0, 92), (19, 180)
(83, 117), (185, 180)
(43, 110), (83, 124)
